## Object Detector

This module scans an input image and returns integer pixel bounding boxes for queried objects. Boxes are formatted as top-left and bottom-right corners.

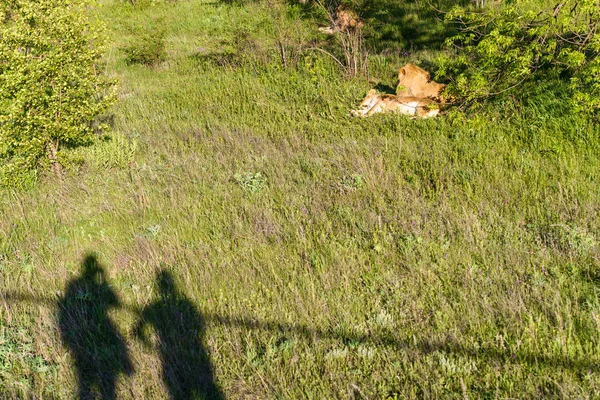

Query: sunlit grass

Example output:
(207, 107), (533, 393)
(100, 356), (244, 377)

(1, 0), (599, 398)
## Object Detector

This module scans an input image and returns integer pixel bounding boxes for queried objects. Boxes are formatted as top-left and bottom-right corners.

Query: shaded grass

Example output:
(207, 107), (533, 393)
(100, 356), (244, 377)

(1, 0), (600, 398)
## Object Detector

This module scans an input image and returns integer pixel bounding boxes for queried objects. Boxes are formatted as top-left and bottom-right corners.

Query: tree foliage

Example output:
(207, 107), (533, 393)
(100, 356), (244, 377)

(0, 0), (114, 186)
(437, 0), (600, 114)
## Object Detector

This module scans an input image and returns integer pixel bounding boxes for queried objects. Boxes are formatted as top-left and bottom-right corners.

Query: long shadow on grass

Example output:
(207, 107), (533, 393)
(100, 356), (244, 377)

(57, 254), (134, 400)
(209, 314), (597, 372)
(134, 270), (224, 400)
(4, 271), (596, 379)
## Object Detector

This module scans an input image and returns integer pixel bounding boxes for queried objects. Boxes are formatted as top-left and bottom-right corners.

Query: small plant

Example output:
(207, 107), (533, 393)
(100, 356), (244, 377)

(123, 27), (167, 67)
(234, 171), (267, 193)
(553, 224), (596, 256)
(267, 0), (309, 69)
(144, 224), (162, 238)
(85, 133), (138, 169)
(339, 174), (364, 191)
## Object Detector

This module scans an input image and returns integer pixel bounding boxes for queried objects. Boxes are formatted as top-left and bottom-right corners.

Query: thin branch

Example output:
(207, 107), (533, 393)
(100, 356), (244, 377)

(305, 47), (346, 71)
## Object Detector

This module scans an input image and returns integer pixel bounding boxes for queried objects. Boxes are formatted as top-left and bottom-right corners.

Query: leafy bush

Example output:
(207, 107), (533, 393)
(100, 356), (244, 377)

(0, 0), (115, 186)
(123, 28), (167, 67)
(437, 0), (600, 114)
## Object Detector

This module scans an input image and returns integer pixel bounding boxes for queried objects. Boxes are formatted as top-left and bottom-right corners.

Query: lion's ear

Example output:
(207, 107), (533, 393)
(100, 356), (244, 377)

(398, 68), (405, 78)
(367, 89), (377, 95)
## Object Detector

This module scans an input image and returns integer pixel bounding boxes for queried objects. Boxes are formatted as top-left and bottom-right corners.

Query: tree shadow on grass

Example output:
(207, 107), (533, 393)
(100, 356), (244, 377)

(209, 314), (597, 372)
(213, 0), (468, 54)
(134, 270), (224, 400)
(57, 254), (134, 400)
(358, 0), (470, 54)
(372, 82), (396, 94)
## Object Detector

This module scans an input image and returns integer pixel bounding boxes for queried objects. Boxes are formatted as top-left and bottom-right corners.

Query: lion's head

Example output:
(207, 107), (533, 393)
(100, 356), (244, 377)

(397, 63), (446, 102)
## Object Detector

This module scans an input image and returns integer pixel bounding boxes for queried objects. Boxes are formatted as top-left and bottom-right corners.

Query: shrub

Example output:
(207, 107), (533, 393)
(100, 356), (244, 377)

(316, 0), (368, 77)
(123, 27), (167, 67)
(437, 0), (600, 114)
(0, 0), (115, 186)
(267, 0), (310, 69)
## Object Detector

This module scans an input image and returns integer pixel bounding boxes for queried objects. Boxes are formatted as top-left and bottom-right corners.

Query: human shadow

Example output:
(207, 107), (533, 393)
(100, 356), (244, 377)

(134, 270), (224, 400)
(5, 274), (597, 388)
(57, 254), (134, 400)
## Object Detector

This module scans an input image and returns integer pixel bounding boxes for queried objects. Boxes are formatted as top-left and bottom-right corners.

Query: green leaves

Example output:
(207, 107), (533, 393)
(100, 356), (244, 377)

(0, 0), (115, 186)
(437, 0), (600, 115)
(234, 171), (267, 193)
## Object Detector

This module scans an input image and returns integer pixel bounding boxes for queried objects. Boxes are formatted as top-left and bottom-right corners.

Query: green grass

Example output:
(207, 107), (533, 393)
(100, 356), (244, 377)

(1, 0), (600, 398)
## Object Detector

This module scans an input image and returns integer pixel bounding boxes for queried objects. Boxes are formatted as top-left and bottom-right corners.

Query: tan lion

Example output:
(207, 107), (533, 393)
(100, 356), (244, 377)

(351, 89), (440, 118)
(397, 63), (446, 102)
(319, 5), (363, 35)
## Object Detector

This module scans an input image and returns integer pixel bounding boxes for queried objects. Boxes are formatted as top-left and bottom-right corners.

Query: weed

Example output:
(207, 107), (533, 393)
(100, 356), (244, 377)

(144, 224), (162, 238)
(553, 224), (596, 256)
(234, 171), (267, 193)
(82, 133), (138, 169)
(315, 0), (368, 77)
(338, 174), (364, 191)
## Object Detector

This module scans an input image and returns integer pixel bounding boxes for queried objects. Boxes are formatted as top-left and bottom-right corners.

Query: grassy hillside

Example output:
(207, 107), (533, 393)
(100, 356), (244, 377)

(1, 0), (599, 398)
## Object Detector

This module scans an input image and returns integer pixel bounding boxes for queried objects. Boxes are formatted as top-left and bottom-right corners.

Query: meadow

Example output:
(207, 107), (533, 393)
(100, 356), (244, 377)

(1, 0), (600, 398)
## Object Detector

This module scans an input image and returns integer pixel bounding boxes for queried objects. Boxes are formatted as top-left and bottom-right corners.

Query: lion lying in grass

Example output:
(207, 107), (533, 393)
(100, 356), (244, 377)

(318, 5), (363, 35)
(397, 63), (446, 102)
(351, 89), (440, 118)
(352, 63), (446, 118)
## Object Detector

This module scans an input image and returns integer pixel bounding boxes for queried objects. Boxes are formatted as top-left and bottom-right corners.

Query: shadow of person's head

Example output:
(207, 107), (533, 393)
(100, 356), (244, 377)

(81, 254), (104, 281)
(157, 270), (176, 297)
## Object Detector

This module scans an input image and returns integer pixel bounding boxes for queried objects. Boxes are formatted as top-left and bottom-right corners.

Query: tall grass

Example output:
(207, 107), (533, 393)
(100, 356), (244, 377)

(1, 0), (599, 398)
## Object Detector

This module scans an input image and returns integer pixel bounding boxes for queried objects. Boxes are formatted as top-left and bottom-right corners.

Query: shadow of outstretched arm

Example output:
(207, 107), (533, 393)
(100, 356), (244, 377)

(2, 289), (596, 373)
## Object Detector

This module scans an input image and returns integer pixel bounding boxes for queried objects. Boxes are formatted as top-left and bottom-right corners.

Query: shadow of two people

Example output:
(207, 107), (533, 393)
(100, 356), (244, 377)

(58, 255), (223, 400)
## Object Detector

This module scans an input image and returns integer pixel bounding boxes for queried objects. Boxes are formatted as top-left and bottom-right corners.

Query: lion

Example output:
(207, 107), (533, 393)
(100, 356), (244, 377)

(319, 5), (363, 35)
(397, 63), (446, 102)
(351, 89), (440, 118)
